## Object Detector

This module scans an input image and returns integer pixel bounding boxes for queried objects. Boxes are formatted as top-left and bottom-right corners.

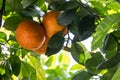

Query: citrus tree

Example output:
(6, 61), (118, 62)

(0, 0), (120, 80)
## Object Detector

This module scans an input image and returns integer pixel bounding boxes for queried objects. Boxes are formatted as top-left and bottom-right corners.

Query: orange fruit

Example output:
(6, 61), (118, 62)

(33, 36), (49, 54)
(43, 10), (67, 38)
(15, 20), (47, 54)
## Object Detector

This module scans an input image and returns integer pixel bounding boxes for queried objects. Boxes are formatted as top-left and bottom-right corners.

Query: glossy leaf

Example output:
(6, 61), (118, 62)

(79, 42), (91, 62)
(49, 1), (79, 11)
(21, 0), (37, 8)
(46, 32), (65, 56)
(72, 71), (92, 80)
(68, 15), (80, 35)
(92, 13), (120, 50)
(97, 53), (120, 69)
(101, 34), (117, 59)
(85, 52), (104, 74)
(4, 16), (24, 31)
(22, 5), (44, 17)
(112, 29), (120, 43)
(9, 55), (21, 76)
(71, 43), (85, 64)
(57, 9), (76, 26)
(101, 67), (117, 80)
(71, 42), (91, 64)
(78, 14), (96, 41)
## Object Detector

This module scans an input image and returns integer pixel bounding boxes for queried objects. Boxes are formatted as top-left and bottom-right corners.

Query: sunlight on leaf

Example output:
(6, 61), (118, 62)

(92, 13), (120, 50)
(107, 1), (120, 11)
(77, 42), (91, 62)
(20, 61), (37, 80)
(26, 55), (46, 80)
(112, 67), (120, 80)
(70, 64), (85, 71)
(59, 51), (71, 65)
(45, 55), (58, 69)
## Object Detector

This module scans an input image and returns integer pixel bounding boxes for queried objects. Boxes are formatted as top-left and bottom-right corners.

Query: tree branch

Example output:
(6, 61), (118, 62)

(75, 0), (96, 15)
(0, 0), (6, 27)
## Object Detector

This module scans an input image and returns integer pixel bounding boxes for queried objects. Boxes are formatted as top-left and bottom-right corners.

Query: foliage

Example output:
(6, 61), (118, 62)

(0, 0), (120, 80)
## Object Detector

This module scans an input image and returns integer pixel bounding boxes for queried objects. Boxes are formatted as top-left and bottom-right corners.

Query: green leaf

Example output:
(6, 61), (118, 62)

(70, 64), (85, 71)
(97, 53), (120, 69)
(85, 52), (104, 74)
(16, 49), (29, 58)
(78, 14), (96, 41)
(107, 1), (120, 11)
(101, 33), (118, 59)
(49, 1), (79, 11)
(112, 29), (120, 42)
(21, 0), (37, 8)
(92, 13), (120, 50)
(22, 5), (44, 17)
(37, 0), (45, 7)
(4, 16), (24, 31)
(0, 64), (5, 75)
(68, 15), (80, 34)
(112, 67), (120, 80)
(27, 55), (46, 80)
(0, 1), (2, 8)
(20, 61), (37, 80)
(7, 0), (23, 10)
(101, 67), (117, 80)
(45, 55), (57, 68)
(8, 40), (19, 48)
(81, 42), (92, 61)
(71, 42), (91, 64)
(72, 71), (92, 80)
(71, 43), (85, 64)
(57, 9), (76, 26)
(58, 52), (70, 65)
(46, 66), (69, 80)
(90, 1), (107, 16)
(0, 32), (7, 41)
(9, 55), (21, 76)
(46, 32), (65, 56)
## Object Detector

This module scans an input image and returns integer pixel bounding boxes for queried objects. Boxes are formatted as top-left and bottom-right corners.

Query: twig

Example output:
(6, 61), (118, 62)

(0, 0), (6, 27)
(75, 0), (96, 15)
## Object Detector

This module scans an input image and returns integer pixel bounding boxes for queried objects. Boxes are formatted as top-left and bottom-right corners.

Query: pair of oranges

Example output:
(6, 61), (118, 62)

(15, 11), (67, 54)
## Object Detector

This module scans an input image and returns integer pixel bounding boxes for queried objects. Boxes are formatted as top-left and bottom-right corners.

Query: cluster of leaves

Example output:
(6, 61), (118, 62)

(1, 0), (120, 80)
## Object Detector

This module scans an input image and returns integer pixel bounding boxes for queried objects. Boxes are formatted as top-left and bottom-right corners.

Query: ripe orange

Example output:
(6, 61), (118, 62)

(15, 20), (47, 54)
(33, 36), (49, 54)
(43, 10), (67, 38)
